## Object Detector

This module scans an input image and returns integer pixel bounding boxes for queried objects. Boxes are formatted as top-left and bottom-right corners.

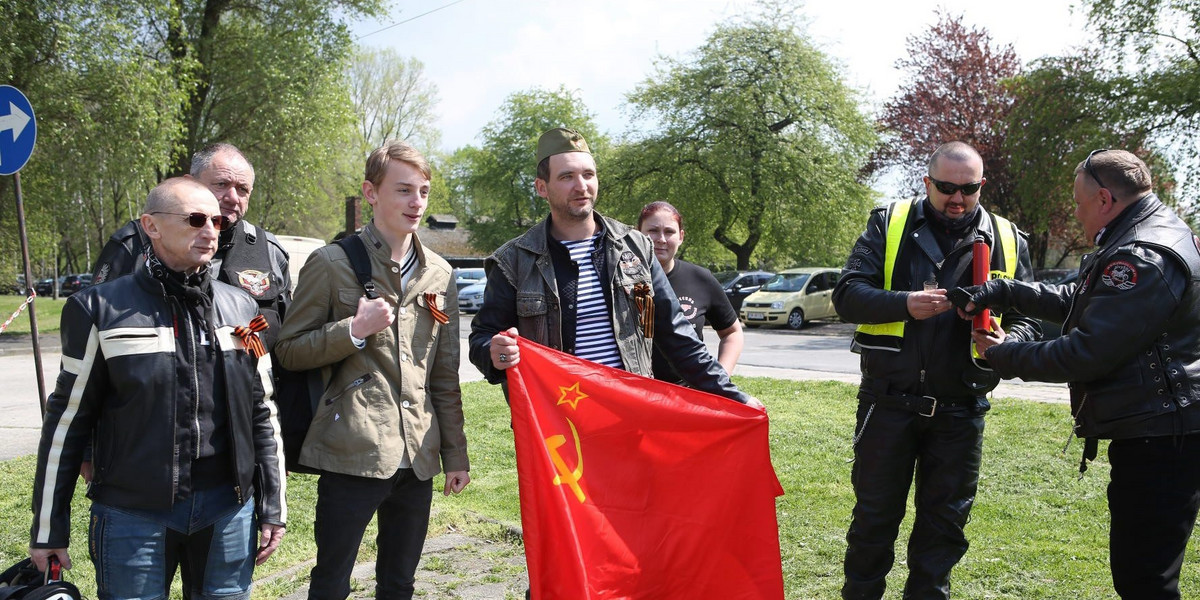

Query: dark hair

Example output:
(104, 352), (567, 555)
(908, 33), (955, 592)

(1074, 149), (1152, 200)
(638, 201), (683, 230)
(928, 141), (982, 175)
(536, 157), (550, 183)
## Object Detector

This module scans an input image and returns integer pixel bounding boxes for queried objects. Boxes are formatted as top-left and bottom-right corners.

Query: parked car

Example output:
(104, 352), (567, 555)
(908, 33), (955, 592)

(454, 268), (486, 290)
(714, 270), (775, 312)
(459, 281), (486, 313)
(36, 274), (91, 297)
(60, 273), (92, 296)
(739, 267), (841, 330)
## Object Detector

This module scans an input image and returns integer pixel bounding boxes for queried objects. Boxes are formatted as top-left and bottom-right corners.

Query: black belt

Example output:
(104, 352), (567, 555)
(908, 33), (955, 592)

(866, 379), (980, 417)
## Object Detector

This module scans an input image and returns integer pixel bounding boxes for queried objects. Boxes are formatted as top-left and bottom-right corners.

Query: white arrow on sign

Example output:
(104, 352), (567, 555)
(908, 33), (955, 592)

(0, 101), (31, 141)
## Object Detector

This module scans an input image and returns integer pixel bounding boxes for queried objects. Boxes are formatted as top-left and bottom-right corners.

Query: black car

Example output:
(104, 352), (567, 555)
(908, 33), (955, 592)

(714, 270), (775, 312)
(34, 274), (92, 297)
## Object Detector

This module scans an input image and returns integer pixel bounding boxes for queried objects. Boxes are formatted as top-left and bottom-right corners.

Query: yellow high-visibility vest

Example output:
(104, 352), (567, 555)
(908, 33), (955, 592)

(853, 199), (1017, 353)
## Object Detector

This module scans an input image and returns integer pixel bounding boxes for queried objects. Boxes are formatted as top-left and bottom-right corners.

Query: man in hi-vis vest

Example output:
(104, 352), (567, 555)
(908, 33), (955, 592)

(833, 142), (1040, 600)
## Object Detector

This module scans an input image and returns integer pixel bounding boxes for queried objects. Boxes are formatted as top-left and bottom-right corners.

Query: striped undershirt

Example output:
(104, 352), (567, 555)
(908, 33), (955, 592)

(560, 236), (622, 368)
(398, 242), (418, 293)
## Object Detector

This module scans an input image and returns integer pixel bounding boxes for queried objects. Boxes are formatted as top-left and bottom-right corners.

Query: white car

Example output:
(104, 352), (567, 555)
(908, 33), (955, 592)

(739, 267), (840, 330)
(454, 268), (486, 290)
(458, 281), (486, 313)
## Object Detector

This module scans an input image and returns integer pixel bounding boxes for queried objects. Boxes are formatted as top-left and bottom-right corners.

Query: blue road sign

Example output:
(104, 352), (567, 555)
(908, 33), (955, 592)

(0, 85), (36, 176)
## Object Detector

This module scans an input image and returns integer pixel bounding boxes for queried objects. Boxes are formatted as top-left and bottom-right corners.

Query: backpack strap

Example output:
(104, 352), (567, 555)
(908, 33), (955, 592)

(334, 236), (377, 299)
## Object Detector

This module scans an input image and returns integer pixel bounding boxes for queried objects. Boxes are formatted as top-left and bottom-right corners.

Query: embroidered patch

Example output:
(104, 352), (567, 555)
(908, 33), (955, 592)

(851, 242), (872, 257)
(236, 269), (271, 297)
(1101, 261), (1138, 290)
(618, 251), (643, 276)
(846, 257), (863, 271)
(94, 263), (111, 284)
(678, 294), (697, 320)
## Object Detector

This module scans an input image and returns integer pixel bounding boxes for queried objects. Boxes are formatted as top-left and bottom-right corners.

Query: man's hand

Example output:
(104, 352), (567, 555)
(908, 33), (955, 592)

(350, 296), (394, 339)
(745, 396), (766, 411)
(29, 547), (70, 572)
(491, 328), (520, 370)
(255, 524), (285, 566)
(443, 470), (471, 496)
(971, 315), (1005, 355)
(906, 289), (952, 321)
(80, 461), (92, 483)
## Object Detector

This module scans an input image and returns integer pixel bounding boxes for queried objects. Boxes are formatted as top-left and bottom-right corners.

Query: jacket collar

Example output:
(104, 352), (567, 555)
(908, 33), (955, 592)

(1096, 193), (1158, 248)
(361, 221), (428, 267)
(516, 211), (632, 255)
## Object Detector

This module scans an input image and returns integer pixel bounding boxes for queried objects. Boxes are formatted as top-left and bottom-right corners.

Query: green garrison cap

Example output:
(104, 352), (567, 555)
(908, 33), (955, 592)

(536, 128), (591, 164)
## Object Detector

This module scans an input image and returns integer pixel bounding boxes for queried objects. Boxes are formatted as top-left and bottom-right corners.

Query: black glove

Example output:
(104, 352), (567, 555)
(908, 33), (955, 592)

(947, 286), (986, 315)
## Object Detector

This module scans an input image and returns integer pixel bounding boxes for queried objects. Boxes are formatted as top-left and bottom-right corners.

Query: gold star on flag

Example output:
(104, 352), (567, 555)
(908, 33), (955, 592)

(557, 381), (588, 410)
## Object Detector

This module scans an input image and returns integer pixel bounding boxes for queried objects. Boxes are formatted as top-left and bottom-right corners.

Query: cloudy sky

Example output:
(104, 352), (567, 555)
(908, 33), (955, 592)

(351, 0), (1093, 153)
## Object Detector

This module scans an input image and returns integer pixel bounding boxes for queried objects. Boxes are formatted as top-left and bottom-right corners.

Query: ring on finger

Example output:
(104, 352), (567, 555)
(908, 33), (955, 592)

(499, 353), (508, 363)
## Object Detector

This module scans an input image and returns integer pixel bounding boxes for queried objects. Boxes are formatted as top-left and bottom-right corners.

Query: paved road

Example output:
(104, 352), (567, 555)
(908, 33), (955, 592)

(0, 315), (1066, 461)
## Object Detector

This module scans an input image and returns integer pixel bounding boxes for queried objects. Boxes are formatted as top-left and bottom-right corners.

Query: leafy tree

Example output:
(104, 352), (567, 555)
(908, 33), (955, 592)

(1001, 54), (1162, 267)
(610, 5), (877, 270)
(866, 12), (1021, 215)
(1083, 0), (1200, 204)
(0, 1), (182, 278)
(446, 87), (604, 254)
(348, 46), (441, 155)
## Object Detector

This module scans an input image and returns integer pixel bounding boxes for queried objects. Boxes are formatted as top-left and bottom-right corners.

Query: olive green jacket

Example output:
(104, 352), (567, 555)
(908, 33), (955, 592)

(275, 223), (468, 480)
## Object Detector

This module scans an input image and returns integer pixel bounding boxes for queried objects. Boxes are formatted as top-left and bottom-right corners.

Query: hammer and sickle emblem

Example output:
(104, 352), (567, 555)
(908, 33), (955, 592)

(546, 418), (585, 503)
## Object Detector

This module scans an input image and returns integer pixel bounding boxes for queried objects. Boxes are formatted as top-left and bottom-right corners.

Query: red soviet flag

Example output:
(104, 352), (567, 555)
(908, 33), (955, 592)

(507, 337), (785, 600)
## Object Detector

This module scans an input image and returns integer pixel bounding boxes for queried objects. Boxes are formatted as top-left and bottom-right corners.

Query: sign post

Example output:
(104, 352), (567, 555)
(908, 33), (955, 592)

(0, 85), (47, 414)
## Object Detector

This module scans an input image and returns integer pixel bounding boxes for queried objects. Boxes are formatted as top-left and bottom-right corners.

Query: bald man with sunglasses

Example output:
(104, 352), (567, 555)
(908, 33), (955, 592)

(833, 142), (1040, 600)
(30, 178), (286, 599)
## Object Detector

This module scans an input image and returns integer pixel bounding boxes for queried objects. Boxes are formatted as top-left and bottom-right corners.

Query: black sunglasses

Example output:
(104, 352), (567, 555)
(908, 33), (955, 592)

(1084, 148), (1110, 190)
(928, 177), (982, 196)
(151, 211), (232, 231)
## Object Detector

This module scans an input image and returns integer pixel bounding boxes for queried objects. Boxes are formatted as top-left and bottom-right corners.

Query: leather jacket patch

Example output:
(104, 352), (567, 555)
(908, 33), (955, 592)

(236, 269), (271, 297)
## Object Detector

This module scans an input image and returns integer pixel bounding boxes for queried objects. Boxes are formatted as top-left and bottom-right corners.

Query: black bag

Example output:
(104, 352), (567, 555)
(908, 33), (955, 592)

(274, 235), (375, 475)
(0, 556), (81, 600)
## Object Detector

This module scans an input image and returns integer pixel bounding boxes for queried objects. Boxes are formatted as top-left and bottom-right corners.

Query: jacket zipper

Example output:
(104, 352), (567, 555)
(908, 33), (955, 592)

(326, 373), (373, 405)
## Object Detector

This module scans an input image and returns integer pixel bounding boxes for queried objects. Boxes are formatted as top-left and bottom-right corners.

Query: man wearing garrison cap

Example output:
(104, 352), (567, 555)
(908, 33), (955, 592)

(468, 125), (762, 596)
(469, 127), (758, 406)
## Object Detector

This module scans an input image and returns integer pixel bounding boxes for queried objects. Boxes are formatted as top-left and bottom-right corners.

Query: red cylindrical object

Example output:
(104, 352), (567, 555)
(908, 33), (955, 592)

(972, 237), (991, 331)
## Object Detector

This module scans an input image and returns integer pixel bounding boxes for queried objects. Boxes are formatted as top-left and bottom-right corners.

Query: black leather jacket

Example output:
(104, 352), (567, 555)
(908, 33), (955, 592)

(834, 200), (1040, 402)
(979, 195), (1200, 439)
(30, 268), (286, 549)
(468, 213), (749, 404)
(91, 219), (291, 348)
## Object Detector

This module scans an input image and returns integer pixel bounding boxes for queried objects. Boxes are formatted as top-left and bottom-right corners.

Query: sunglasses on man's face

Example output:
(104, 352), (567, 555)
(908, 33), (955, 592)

(928, 177), (982, 196)
(151, 211), (232, 231)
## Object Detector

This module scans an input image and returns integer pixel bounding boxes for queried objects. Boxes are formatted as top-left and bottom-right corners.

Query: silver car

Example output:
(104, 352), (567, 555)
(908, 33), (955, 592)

(458, 281), (486, 313)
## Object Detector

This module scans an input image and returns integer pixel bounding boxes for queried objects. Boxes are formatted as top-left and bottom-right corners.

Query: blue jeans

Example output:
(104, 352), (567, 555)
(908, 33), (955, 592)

(88, 487), (256, 600)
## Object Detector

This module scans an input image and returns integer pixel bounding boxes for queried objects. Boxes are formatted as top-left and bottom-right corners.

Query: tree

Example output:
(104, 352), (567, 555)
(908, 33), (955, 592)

(348, 46), (441, 155)
(446, 87), (604, 253)
(1083, 0), (1200, 205)
(1001, 54), (1161, 267)
(0, 1), (183, 278)
(866, 12), (1021, 215)
(610, 4), (877, 270)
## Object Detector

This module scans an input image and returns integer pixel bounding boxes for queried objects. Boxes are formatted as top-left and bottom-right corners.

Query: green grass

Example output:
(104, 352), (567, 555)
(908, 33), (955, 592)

(2, 378), (1195, 599)
(0, 294), (65, 335)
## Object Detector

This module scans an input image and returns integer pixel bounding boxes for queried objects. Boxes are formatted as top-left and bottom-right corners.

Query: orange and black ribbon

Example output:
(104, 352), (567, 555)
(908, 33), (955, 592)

(632, 282), (654, 338)
(233, 314), (269, 358)
(424, 293), (451, 325)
